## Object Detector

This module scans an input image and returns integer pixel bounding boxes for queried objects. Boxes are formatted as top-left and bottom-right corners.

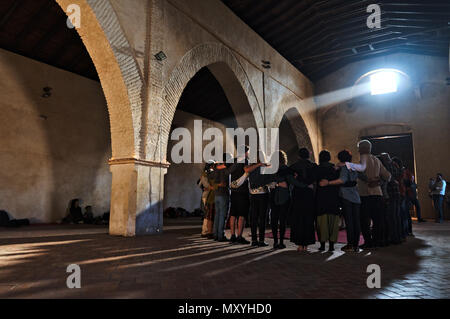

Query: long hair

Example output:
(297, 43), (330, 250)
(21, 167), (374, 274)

(70, 199), (79, 209)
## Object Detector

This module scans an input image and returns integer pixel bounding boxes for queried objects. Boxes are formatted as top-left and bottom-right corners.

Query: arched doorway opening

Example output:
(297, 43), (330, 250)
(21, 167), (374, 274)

(0, 0), (134, 227)
(163, 63), (258, 230)
(279, 114), (299, 165)
(279, 108), (315, 164)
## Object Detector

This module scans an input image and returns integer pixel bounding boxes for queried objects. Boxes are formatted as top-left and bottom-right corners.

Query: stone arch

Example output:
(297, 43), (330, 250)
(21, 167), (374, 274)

(276, 107), (315, 161)
(54, 0), (147, 237)
(160, 42), (264, 162)
(55, 0), (143, 159)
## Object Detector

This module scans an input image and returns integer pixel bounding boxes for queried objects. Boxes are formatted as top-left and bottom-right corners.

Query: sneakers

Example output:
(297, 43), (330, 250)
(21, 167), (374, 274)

(359, 243), (373, 250)
(218, 237), (229, 242)
(278, 243), (286, 249)
(251, 241), (259, 247)
(353, 246), (362, 253)
(258, 242), (269, 247)
(230, 235), (237, 244)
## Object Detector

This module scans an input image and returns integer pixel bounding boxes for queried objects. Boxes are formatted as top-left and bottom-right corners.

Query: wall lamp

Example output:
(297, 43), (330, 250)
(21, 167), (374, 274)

(42, 87), (52, 98)
(262, 60), (271, 69)
(155, 51), (167, 61)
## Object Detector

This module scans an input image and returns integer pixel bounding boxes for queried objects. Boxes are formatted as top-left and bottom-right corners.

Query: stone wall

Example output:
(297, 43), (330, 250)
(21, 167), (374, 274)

(0, 49), (111, 223)
(317, 53), (450, 219)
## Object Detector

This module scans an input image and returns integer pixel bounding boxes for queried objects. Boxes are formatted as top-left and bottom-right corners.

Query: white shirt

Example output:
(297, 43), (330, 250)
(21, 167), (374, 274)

(347, 154), (391, 197)
(431, 180), (447, 196)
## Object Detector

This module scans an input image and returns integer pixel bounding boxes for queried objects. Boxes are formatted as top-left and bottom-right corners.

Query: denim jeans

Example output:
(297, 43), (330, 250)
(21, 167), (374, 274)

(214, 194), (229, 240)
(433, 195), (444, 223)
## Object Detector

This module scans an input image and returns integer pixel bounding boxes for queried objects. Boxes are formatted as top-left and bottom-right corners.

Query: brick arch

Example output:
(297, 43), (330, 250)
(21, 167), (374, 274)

(276, 107), (315, 161)
(55, 0), (143, 159)
(161, 42), (264, 162)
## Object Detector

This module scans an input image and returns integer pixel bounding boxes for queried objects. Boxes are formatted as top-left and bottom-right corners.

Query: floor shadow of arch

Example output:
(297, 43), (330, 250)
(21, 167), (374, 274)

(0, 223), (447, 299)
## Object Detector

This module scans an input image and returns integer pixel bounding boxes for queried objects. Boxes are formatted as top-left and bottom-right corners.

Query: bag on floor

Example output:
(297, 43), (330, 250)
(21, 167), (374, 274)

(0, 210), (10, 227)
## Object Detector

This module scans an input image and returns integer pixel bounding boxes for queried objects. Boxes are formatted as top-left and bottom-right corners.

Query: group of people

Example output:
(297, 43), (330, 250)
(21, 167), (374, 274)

(198, 140), (446, 252)
(62, 199), (109, 225)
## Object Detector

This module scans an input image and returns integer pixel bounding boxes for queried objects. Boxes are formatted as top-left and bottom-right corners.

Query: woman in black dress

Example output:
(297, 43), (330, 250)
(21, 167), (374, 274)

(289, 148), (317, 252)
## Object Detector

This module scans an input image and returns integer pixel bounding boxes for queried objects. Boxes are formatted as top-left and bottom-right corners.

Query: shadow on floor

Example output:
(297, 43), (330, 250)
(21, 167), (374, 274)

(0, 219), (444, 299)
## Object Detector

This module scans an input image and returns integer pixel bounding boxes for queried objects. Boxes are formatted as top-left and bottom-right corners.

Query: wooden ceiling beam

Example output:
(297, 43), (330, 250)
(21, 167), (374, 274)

(293, 26), (447, 62)
(11, 2), (51, 50)
(0, 1), (21, 31)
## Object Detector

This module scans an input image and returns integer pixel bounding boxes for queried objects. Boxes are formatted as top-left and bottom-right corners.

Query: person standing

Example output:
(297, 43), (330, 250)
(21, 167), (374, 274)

(214, 149), (261, 244)
(430, 174), (447, 223)
(315, 151), (341, 252)
(269, 150), (299, 250)
(379, 153), (402, 245)
(406, 175), (425, 223)
(208, 155), (232, 242)
(228, 146), (251, 245)
(392, 158), (412, 237)
(199, 161), (216, 238)
(248, 151), (274, 247)
(320, 150), (361, 252)
(347, 140), (391, 249)
(400, 164), (415, 235)
(290, 148), (317, 252)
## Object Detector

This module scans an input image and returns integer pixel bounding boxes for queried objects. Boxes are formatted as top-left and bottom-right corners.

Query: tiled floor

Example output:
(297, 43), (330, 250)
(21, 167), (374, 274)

(0, 219), (449, 299)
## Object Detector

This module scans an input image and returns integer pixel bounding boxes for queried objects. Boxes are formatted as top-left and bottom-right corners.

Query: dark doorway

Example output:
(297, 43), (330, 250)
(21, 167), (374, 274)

(361, 133), (416, 174)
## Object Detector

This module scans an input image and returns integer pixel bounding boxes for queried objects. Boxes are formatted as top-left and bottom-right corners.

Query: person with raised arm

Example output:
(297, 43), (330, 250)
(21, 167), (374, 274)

(350, 140), (391, 249)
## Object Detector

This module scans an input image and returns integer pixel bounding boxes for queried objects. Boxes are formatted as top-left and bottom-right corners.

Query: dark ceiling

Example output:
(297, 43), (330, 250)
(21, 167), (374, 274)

(222, 0), (450, 81)
(176, 67), (238, 128)
(0, 0), (98, 81)
(0, 1), (448, 85)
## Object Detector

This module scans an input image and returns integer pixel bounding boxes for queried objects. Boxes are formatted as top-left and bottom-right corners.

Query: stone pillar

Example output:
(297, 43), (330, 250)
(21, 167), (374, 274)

(109, 158), (169, 236)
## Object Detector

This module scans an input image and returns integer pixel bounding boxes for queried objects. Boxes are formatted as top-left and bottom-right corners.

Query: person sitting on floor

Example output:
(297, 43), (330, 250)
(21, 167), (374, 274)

(83, 206), (95, 224)
(63, 199), (84, 224)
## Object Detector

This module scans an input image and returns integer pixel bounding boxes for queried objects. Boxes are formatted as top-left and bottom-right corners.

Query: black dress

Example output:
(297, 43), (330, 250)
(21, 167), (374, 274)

(315, 162), (340, 217)
(289, 159), (317, 246)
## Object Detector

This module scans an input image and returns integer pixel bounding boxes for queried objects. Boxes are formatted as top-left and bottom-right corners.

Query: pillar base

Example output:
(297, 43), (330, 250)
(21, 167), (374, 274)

(109, 158), (169, 236)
